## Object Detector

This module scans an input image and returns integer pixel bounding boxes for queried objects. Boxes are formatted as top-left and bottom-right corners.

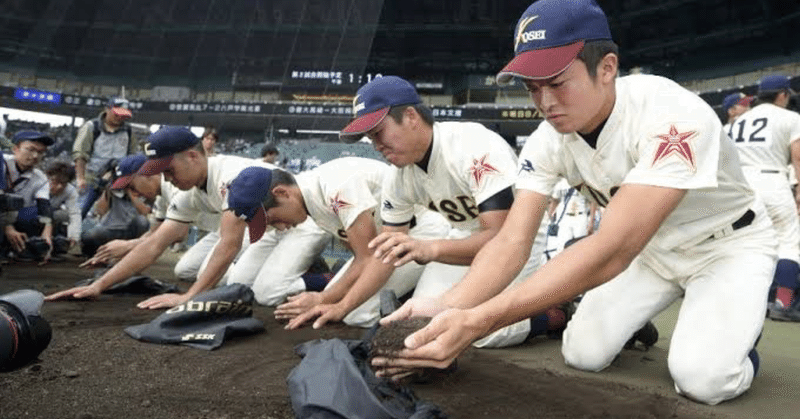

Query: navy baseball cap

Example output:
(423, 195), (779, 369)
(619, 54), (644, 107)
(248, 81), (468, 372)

(721, 92), (753, 113)
(339, 76), (422, 143)
(107, 96), (132, 119)
(227, 166), (274, 243)
(138, 126), (200, 176)
(12, 130), (54, 146)
(758, 75), (795, 94)
(496, 0), (612, 85)
(111, 154), (147, 190)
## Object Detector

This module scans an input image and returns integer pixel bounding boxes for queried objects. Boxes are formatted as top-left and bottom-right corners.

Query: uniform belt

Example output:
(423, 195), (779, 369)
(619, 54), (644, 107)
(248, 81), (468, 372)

(566, 212), (585, 216)
(761, 169), (780, 174)
(708, 209), (754, 240)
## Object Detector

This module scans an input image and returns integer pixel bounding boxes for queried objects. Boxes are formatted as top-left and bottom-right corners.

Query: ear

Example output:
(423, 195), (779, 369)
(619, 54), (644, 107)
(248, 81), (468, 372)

(599, 53), (618, 84)
(271, 184), (291, 200)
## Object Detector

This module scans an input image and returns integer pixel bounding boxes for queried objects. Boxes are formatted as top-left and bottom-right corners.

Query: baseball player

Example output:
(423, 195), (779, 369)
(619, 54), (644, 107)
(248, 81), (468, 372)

(372, 0), (776, 406)
(283, 76), (563, 349)
(731, 74), (800, 321)
(228, 157), (450, 326)
(80, 153), (228, 285)
(46, 126), (266, 308)
(721, 92), (754, 135)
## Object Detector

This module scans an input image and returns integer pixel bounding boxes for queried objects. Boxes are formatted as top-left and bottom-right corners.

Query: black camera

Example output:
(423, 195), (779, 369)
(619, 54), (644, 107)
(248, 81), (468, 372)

(0, 193), (24, 212)
(0, 290), (52, 372)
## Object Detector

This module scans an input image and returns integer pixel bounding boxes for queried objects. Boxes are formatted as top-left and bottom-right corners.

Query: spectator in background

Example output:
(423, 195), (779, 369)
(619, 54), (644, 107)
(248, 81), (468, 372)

(2, 131), (55, 262)
(0, 114), (12, 149)
(201, 126), (218, 156)
(72, 97), (137, 218)
(46, 161), (80, 255)
(261, 143), (280, 164)
(80, 155), (150, 257)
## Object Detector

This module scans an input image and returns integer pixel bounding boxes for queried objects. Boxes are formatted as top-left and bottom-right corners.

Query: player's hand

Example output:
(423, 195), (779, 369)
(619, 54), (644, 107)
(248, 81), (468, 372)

(45, 283), (103, 301)
(4, 226), (27, 253)
(274, 292), (323, 321)
(372, 308), (487, 381)
(379, 296), (450, 326)
(94, 239), (132, 262)
(368, 232), (435, 267)
(136, 293), (190, 310)
(284, 303), (348, 330)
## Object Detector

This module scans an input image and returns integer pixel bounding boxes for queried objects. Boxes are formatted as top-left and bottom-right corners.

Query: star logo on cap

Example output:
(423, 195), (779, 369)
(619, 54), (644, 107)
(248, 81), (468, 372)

(652, 125), (697, 170)
(469, 154), (499, 187)
(329, 192), (351, 216)
(514, 15), (539, 51)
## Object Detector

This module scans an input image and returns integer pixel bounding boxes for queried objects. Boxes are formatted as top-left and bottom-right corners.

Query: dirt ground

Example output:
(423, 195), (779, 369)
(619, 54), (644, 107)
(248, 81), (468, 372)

(0, 253), (796, 419)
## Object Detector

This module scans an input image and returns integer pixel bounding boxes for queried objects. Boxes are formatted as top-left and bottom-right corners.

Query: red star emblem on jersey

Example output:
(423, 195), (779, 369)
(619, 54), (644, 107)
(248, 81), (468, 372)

(469, 154), (499, 187)
(652, 125), (697, 169)
(329, 192), (351, 216)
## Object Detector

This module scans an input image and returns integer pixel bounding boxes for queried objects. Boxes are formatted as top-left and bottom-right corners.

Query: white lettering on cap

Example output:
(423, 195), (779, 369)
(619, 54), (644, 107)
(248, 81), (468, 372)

(144, 143), (156, 157)
(514, 15), (541, 50)
(352, 94), (365, 116)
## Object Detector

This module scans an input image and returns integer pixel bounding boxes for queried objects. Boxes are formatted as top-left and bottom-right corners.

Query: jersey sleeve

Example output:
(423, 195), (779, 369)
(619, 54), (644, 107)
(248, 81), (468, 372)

(460, 127), (519, 205)
(324, 175), (380, 231)
(625, 119), (719, 190)
(165, 190), (199, 224)
(785, 111), (800, 144)
(380, 168), (417, 225)
(515, 127), (567, 197)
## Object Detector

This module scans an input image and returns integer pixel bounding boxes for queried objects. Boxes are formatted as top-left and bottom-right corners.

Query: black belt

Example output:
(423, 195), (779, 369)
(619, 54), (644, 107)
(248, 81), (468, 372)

(708, 209), (754, 240)
(761, 169), (780, 174)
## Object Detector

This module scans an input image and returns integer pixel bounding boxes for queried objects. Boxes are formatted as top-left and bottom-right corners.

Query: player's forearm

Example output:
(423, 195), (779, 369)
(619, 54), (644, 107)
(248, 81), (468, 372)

(320, 257), (367, 304)
(186, 241), (239, 297)
(93, 237), (170, 291)
(337, 257), (396, 313)
(443, 228), (533, 309)
(428, 227), (498, 266)
(41, 223), (53, 241)
(74, 159), (87, 181)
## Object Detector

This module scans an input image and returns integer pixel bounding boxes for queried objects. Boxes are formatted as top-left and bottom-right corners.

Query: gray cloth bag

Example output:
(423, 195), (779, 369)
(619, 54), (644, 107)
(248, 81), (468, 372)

(124, 284), (264, 350)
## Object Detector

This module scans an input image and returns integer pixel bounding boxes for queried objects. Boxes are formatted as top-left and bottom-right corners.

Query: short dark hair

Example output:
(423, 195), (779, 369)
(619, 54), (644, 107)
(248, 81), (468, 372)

(755, 91), (784, 105)
(202, 126), (219, 141)
(387, 103), (435, 126)
(262, 169), (296, 210)
(261, 144), (279, 157)
(45, 161), (76, 183)
(577, 40), (619, 79)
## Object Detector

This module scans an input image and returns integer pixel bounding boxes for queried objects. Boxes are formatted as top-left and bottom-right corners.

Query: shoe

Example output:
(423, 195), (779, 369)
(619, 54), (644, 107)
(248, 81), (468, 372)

(545, 299), (577, 339)
(767, 302), (800, 322)
(624, 321), (659, 350)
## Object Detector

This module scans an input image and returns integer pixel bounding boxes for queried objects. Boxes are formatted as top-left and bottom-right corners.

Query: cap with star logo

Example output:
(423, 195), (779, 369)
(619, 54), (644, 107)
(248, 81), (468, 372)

(339, 76), (422, 143)
(138, 126), (200, 176)
(227, 166), (274, 243)
(496, 0), (612, 85)
(111, 154), (147, 190)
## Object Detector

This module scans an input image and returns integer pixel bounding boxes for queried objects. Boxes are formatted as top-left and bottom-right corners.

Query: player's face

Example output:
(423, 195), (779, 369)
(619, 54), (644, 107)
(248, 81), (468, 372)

(522, 57), (616, 134)
(128, 175), (161, 201)
(12, 140), (47, 171)
(162, 150), (204, 190)
(264, 192), (307, 231)
(366, 112), (418, 167)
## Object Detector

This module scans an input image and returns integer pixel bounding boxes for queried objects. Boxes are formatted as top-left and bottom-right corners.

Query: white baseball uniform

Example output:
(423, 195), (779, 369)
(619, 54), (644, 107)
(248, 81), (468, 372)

(165, 155), (270, 284)
(729, 102), (800, 263)
(381, 121), (549, 348)
(518, 74), (776, 405)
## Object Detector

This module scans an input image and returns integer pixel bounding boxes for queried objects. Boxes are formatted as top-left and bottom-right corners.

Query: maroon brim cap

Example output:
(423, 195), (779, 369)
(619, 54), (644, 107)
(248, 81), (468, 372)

(111, 175), (135, 190)
(339, 107), (390, 143)
(137, 156), (173, 176)
(247, 206), (268, 244)
(111, 107), (133, 119)
(496, 40), (585, 85)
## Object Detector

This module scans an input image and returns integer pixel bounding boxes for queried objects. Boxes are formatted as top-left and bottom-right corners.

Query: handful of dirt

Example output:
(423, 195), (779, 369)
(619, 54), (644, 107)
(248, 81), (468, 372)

(370, 317), (431, 357)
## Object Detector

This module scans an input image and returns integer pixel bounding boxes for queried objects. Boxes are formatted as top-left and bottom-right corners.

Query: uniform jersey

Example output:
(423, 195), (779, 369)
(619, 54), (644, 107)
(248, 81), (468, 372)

(297, 157), (387, 242)
(729, 103), (800, 170)
(517, 74), (755, 253)
(380, 121), (518, 232)
(166, 155), (275, 224)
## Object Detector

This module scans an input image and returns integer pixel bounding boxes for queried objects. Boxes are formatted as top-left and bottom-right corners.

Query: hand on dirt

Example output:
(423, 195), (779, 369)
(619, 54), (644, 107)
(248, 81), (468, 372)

(4, 226), (27, 253)
(136, 293), (190, 310)
(284, 303), (347, 330)
(372, 307), (484, 380)
(274, 292), (323, 321)
(45, 284), (102, 301)
(368, 232), (435, 267)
